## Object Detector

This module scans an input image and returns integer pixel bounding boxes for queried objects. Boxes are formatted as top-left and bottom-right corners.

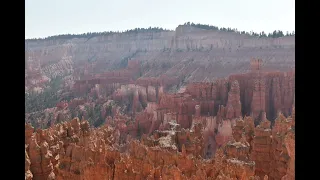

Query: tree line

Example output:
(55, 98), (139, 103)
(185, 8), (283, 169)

(26, 23), (294, 41)
(183, 22), (294, 38)
(26, 27), (170, 42)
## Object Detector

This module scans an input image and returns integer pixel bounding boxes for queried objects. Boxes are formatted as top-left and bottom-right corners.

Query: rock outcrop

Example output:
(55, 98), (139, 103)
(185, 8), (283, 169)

(25, 110), (295, 180)
(226, 80), (242, 119)
(25, 46), (295, 180)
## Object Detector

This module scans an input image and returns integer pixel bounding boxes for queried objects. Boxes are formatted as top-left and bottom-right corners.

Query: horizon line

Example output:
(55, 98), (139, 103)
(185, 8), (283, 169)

(25, 22), (295, 40)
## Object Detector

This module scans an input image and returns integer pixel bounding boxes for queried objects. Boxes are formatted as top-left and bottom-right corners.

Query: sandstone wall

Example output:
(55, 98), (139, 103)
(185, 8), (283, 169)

(25, 25), (295, 85)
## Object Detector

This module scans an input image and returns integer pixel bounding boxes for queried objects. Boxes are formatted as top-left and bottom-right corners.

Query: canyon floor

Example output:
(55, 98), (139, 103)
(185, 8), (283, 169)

(25, 24), (295, 180)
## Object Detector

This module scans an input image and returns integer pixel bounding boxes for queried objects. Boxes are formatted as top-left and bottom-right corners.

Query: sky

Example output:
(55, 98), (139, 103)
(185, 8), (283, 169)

(25, 0), (295, 39)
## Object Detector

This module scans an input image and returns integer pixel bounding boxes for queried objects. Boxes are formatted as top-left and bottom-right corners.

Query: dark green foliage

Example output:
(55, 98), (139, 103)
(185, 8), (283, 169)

(115, 50), (140, 69)
(125, 27), (166, 33)
(26, 23), (294, 42)
(162, 46), (171, 52)
(106, 105), (112, 117)
(86, 104), (104, 127)
(25, 77), (62, 113)
(161, 62), (171, 69)
(117, 58), (129, 69)
(125, 93), (134, 113)
(139, 92), (147, 109)
(70, 108), (77, 119)
(59, 93), (76, 102)
(184, 22), (219, 31)
(184, 22), (294, 38)
(137, 122), (142, 139)
(26, 27), (169, 42)
(259, 31), (267, 38)
(117, 58), (129, 70)
(144, 62), (150, 70)
(267, 30), (285, 38)
(141, 101), (147, 109)
(59, 162), (66, 169)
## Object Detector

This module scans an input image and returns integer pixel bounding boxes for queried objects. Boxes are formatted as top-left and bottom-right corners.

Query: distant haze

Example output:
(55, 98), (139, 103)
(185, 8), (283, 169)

(26, 0), (295, 39)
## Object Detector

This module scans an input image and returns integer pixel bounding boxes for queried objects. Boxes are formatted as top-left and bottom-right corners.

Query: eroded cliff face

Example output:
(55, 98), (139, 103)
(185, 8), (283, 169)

(26, 24), (294, 92)
(25, 56), (294, 179)
(25, 109), (294, 180)
(26, 59), (295, 152)
(185, 59), (295, 122)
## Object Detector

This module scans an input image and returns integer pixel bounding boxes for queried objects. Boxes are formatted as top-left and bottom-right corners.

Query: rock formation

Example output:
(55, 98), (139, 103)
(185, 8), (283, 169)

(25, 44), (295, 180)
(26, 24), (295, 97)
(25, 104), (295, 180)
(226, 80), (242, 119)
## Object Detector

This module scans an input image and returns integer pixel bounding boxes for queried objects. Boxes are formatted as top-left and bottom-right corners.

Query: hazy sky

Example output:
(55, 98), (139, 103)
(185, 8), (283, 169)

(26, 0), (295, 39)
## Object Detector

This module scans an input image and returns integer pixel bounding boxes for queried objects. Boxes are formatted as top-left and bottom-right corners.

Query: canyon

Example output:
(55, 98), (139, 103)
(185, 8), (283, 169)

(25, 25), (294, 92)
(25, 24), (295, 180)
(25, 110), (295, 179)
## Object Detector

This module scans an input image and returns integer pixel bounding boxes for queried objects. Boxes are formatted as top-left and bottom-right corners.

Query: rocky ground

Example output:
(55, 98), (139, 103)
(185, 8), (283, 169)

(25, 24), (295, 180)
(25, 109), (294, 180)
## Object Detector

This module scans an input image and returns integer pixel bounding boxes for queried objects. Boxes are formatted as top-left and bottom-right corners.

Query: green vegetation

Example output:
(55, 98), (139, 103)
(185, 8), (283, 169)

(137, 121), (142, 139)
(25, 77), (63, 113)
(126, 93), (134, 113)
(116, 50), (140, 69)
(161, 62), (171, 69)
(26, 23), (294, 42)
(183, 22), (294, 38)
(26, 27), (170, 41)
(86, 104), (105, 127)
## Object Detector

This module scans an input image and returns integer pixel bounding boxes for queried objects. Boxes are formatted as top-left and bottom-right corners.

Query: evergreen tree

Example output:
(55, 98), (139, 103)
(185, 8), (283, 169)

(26, 22), (294, 41)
